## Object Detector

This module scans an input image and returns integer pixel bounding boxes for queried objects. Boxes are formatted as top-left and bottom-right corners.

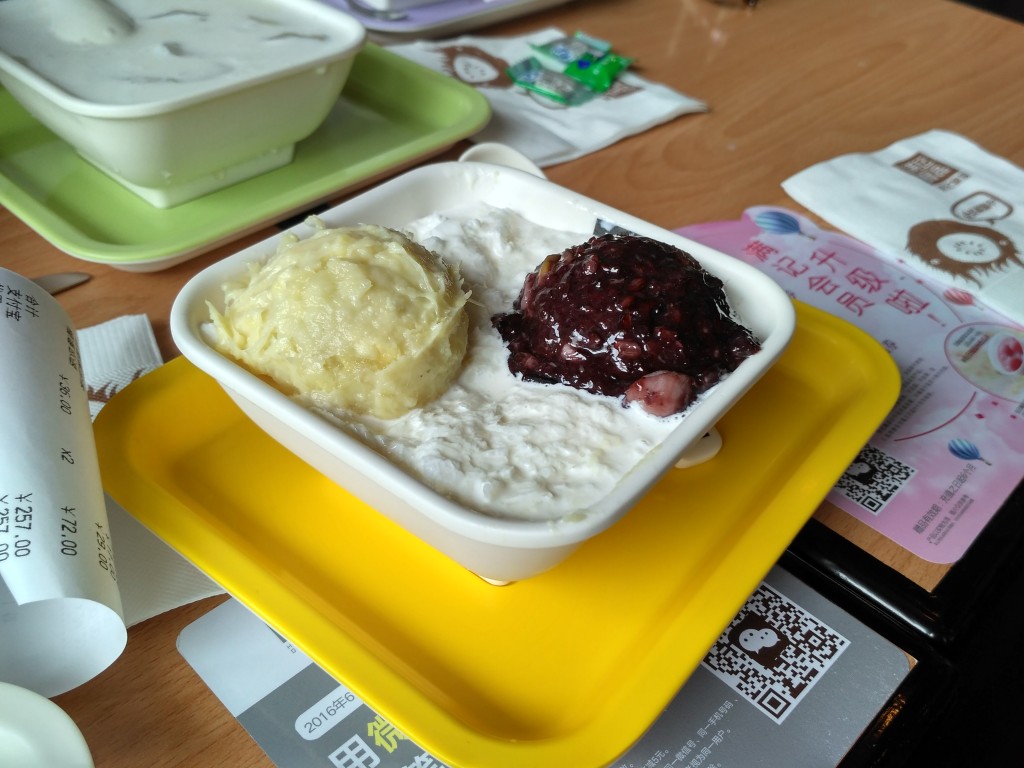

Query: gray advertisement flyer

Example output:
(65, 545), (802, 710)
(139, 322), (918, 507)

(177, 566), (910, 768)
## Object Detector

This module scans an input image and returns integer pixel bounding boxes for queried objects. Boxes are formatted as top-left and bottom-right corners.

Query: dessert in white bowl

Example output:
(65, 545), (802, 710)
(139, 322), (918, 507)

(172, 162), (795, 582)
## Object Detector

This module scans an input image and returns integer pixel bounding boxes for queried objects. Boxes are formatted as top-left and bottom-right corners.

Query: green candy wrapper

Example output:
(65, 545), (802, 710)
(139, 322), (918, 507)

(565, 52), (632, 92)
(511, 31), (632, 105)
(506, 56), (596, 106)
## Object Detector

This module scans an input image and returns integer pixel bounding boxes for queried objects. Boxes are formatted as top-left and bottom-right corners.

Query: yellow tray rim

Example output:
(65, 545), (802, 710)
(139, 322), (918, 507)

(95, 301), (899, 768)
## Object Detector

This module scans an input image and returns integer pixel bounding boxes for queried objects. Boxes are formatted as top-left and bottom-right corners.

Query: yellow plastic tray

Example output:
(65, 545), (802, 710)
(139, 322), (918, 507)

(95, 301), (899, 768)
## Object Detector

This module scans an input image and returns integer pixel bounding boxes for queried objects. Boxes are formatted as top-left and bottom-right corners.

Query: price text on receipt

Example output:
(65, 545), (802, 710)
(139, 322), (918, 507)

(0, 268), (126, 697)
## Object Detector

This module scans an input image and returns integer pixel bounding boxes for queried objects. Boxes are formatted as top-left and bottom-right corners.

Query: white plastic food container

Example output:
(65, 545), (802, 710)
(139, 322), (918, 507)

(0, 0), (366, 208)
(171, 162), (796, 584)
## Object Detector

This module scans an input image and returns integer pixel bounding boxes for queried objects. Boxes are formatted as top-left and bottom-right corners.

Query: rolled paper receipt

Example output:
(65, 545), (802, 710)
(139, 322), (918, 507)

(0, 268), (126, 697)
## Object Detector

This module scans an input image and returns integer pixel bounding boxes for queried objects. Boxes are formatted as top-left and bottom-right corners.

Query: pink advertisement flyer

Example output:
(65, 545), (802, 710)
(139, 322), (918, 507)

(677, 207), (1024, 564)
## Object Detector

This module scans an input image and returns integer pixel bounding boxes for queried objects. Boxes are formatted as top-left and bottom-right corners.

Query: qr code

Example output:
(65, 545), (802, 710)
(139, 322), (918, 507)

(701, 584), (849, 724)
(833, 443), (915, 514)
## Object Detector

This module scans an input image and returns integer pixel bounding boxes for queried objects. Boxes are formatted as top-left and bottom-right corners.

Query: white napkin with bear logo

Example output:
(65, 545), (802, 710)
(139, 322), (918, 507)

(388, 27), (707, 167)
(782, 130), (1024, 325)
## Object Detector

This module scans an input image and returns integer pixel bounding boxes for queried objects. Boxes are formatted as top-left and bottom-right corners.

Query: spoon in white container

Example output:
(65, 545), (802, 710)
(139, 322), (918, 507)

(44, 0), (135, 45)
(458, 143), (546, 178)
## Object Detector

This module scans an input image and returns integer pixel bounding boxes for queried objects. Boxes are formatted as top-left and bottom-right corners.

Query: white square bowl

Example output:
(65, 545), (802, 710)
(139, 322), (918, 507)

(170, 161), (796, 583)
(0, 0), (366, 208)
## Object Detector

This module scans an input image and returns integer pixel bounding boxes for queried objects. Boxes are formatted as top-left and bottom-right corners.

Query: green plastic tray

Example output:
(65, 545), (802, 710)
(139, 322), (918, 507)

(0, 44), (490, 271)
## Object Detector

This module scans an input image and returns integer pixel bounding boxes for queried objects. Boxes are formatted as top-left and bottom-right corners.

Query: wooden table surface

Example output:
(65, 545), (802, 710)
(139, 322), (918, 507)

(2, 0), (1022, 764)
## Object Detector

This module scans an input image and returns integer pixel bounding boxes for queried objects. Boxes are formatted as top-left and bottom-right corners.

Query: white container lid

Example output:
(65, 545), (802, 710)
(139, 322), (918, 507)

(0, 0), (366, 117)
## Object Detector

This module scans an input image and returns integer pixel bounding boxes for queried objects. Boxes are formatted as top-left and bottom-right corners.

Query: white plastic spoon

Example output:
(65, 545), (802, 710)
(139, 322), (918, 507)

(459, 142), (546, 178)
